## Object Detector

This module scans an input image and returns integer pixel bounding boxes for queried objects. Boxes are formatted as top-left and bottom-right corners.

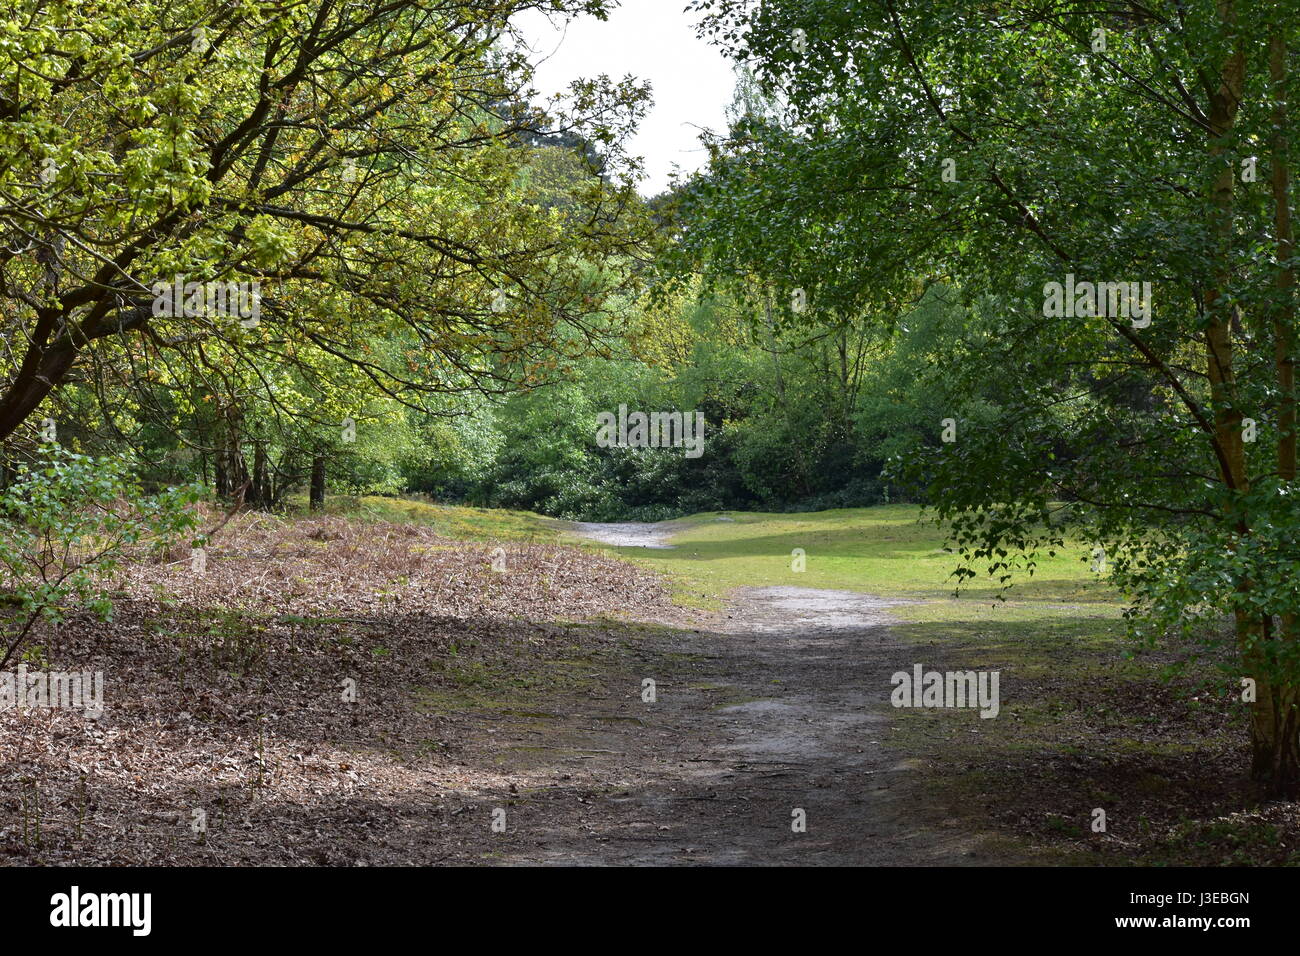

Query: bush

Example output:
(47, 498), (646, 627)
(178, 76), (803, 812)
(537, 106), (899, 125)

(0, 447), (200, 667)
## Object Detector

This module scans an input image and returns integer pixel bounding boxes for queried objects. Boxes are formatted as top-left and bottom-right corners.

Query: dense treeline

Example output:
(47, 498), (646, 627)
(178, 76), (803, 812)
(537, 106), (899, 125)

(405, 281), (1008, 520)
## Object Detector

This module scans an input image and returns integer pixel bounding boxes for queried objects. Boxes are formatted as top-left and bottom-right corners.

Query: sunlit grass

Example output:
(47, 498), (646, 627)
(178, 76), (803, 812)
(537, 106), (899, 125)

(557, 505), (1121, 616)
(353, 495), (562, 542)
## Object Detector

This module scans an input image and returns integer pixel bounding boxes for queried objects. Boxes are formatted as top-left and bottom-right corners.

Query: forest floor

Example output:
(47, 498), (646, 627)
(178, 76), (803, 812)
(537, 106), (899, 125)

(3, 501), (1297, 865)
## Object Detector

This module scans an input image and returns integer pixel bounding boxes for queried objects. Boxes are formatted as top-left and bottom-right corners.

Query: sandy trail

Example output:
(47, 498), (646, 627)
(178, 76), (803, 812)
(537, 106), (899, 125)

(553, 520), (682, 548)
(464, 522), (985, 865)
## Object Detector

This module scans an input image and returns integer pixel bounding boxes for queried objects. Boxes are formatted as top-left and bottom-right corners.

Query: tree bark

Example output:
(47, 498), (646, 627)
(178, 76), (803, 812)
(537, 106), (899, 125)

(1270, 27), (1296, 483)
(1253, 18), (1300, 797)
(1204, 1), (1300, 797)
(309, 454), (326, 511)
(1199, 1), (1298, 795)
(248, 440), (271, 508)
(1203, 5), (1246, 499)
(214, 417), (249, 501)
(0, 303), (151, 442)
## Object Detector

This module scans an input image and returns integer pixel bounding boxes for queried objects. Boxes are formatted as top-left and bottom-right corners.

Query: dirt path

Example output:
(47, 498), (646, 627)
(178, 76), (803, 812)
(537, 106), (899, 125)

(552, 519), (683, 548)
(446, 523), (992, 865)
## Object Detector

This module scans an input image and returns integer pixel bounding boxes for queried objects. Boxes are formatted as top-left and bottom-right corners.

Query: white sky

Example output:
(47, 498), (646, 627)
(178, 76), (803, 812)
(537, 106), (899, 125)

(513, 1), (737, 196)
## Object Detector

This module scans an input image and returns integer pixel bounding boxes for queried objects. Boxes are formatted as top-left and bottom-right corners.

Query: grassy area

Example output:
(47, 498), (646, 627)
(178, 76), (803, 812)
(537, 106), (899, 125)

(345, 495), (563, 543)
(557, 505), (1119, 615)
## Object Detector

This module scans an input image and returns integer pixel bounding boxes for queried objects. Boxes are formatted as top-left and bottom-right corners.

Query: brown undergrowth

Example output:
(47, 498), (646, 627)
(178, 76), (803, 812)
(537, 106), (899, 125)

(0, 512), (681, 864)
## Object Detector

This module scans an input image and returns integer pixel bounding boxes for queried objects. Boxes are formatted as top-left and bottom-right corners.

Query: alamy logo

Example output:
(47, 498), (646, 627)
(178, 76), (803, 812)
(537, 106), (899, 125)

(1043, 273), (1151, 327)
(152, 275), (261, 328)
(890, 665), (1000, 718)
(0, 666), (103, 716)
(50, 886), (151, 936)
(595, 404), (706, 459)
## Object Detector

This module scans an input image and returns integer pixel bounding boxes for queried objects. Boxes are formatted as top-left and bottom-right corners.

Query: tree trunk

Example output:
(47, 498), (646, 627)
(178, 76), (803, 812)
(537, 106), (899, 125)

(214, 423), (248, 501)
(1270, 26), (1296, 483)
(214, 454), (228, 499)
(0, 301), (152, 443)
(1247, 656), (1300, 797)
(1199, 2), (1299, 795)
(764, 286), (787, 402)
(309, 454), (326, 511)
(1255, 18), (1300, 798)
(248, 441), (271, 508)
(1202, 6), (1246, 500)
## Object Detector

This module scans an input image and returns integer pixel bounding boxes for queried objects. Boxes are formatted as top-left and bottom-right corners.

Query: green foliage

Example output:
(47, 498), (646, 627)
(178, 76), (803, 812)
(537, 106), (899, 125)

(0, 446), (200, 666)
(0, 0), (651, 479)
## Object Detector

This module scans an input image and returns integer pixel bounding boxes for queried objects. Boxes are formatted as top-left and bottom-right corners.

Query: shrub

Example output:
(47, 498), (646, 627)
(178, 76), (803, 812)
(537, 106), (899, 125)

(0, 447), (200, 667)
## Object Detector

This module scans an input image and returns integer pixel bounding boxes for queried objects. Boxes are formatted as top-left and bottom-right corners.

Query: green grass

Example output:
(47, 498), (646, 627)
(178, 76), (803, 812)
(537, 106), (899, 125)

(558, 505), (1120, 617)
(353, 495), (562, 542)
(336, 497), (1129, 666)
(282, 492), (560, 542)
